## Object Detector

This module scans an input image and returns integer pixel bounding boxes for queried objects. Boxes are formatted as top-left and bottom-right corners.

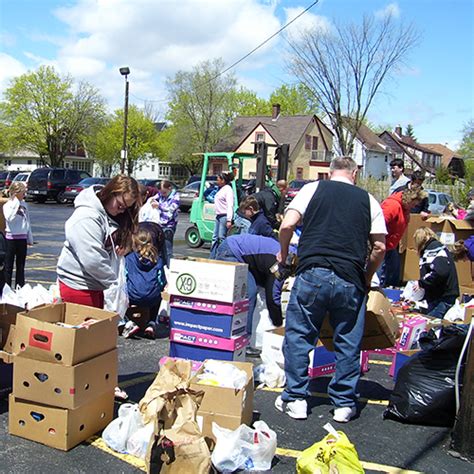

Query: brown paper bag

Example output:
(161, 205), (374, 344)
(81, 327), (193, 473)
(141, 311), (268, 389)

(145, 389), (211, 474)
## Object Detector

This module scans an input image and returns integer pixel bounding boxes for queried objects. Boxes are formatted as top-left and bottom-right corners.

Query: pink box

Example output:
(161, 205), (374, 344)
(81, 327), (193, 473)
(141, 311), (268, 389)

(159, 356), (203, 374)
(169, 328), (249, 351)
(396, 317), (428, 352)
(170, 295), (249, 315)
(307, 349), (369, 379)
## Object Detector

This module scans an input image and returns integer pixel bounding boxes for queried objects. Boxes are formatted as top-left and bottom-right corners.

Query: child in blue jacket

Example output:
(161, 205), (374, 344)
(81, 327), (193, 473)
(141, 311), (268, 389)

(123, 222), (166, 339)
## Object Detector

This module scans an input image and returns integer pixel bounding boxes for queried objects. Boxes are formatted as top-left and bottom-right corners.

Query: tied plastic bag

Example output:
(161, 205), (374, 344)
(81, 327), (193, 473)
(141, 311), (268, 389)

(443, 299), (465, 322)
(196, 360), (247, 389)
(253, 289), (277, 349)
(296, 424), (364, 474)
(126, 423), (155, 459)
(104, 253), (129, 321)
(103, 403), (145, 454)
(254, 362), (286, 389)
(211, 421), (277, 472)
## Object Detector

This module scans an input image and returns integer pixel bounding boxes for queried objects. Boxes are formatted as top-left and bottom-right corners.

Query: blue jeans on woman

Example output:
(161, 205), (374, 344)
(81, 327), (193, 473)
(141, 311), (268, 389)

(210, 214), (229, 259)
(214, 240), (257, 335)
(162, 228), (175, 267)
(281, 267), (366, 408)
(427, 296), (457, 319)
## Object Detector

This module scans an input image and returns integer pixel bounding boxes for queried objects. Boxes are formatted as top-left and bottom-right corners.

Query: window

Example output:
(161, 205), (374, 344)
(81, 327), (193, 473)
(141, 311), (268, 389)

(51, 170), (65, 179)
(312, 136), (318, 150)
(72, 161), (91, 173)
(27, 160), (32, 165)
(318, 173), (328, 180)
(305, 134), (311, 150)
(255, 131), (265, 142)
(439, 194), (449, 206)
(151, 165), (155, 172)
(296, 167), (303, 179)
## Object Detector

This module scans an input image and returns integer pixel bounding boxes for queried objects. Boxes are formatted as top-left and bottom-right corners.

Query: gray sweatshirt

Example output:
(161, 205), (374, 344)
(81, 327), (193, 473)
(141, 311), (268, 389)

(57, 186), (119, 291)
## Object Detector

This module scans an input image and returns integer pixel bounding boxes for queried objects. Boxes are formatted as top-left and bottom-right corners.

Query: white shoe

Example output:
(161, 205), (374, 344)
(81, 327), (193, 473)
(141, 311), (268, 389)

(274, 395), (307, 420)
(333, 406), (357, 423)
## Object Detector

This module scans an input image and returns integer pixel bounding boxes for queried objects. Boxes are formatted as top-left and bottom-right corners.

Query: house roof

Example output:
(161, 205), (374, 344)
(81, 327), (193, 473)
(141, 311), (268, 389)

(352, 122), (387, 153)
(395, 133), (441, 155)
(214, 115), (332, 155)
(379, 131), (424, 168)
(422, 143), (463, 168)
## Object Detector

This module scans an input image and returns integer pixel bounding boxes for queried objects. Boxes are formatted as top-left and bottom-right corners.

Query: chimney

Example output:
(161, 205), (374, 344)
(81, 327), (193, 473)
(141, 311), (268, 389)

(395, 126), (402, 137)
(272, 103), (281, 120)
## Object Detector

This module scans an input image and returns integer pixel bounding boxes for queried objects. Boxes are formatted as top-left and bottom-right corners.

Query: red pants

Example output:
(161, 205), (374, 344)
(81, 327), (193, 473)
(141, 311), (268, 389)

(59, 280), (104, 309)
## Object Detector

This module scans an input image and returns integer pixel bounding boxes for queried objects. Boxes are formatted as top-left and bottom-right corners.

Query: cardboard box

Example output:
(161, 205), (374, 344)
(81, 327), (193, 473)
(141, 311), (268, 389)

(196, 412), (244, 447)
(427, 216), (474, 245)
(401, 249), (420, 282)
(460, 285), (474, 296)
(170, 307), (247, 338)
(308, 345), (336, 378)
(456, 260), (473, 287)
(320, 290), (399, 351)
(0, 304), (23, 363)
(169, 328), (249, 351)
(13, 349), (118, 409)
(168, 258), (248, 303)
(8, 390), (114, 451)
(169, 342), (246, 362)
(170, 295), (249, 315)
(14, 303), (119, 366)
(396, 316), (428, 351)
(0, 361), (13, 396)
(399, 214), (427, 252)
(190, 361), (254, 443)
(392, 349), (420, 381)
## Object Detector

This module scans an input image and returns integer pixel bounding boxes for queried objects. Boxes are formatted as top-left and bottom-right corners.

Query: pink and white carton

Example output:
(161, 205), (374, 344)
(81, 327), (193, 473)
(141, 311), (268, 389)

(396, 316), (428, 351)
(169, 328), (249, 351)
(170, 295), (249, 315)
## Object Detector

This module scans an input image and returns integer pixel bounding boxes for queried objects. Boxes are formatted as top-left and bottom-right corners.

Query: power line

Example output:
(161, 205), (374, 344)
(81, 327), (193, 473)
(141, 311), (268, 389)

(131, 0), (320, 103)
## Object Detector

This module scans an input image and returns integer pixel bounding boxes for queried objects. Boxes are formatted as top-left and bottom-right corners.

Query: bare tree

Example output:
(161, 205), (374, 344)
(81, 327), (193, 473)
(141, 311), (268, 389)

(287, 13), (419, 155)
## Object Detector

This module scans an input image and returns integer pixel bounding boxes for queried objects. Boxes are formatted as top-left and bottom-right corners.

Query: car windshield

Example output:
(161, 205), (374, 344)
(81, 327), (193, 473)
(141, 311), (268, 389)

(289, 180), (308, 190)
(78, 178), (100, 185)
(428, 193), (436, 204)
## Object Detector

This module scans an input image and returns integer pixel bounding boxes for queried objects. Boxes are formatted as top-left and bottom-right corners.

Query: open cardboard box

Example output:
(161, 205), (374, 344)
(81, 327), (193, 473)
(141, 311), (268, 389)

(14, 303), (118, 366)
(190, 360), (254, 444)
(8, 390), (114, 451)
(168, 257), (248, 303)
(0, 304), (23, 363)
(13, 349), (118, 409)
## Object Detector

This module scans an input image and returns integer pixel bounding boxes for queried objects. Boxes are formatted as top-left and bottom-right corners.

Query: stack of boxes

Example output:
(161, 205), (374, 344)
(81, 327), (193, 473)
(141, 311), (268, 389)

(8, 303), (119, 450)
(167, 258), (250, 361)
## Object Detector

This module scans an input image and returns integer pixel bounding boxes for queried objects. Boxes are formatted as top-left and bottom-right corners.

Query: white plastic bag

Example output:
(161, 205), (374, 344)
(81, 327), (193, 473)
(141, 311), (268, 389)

(211, 421), (277, 472)
(254, 362), (286, 389)
(444, 300), (465, 322)
(104, 254), (129, 321)
(402, 280), (425, 302)
(138, 199), (161, 224)
(253, 289), (277, 349)
(103, 403), (145, 454)
(126, 422), (154, 459)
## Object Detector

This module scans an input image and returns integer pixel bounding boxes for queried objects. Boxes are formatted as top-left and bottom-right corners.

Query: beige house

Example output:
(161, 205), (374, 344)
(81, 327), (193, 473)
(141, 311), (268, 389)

(215, 105), (334, 180)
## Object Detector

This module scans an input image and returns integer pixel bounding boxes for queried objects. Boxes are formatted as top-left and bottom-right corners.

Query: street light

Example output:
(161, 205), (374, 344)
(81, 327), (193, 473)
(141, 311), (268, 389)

(119, 66), (130, 174)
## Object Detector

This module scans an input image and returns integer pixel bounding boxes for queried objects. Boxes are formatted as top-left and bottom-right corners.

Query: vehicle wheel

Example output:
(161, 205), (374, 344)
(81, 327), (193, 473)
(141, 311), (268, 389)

(185, 226), (203, 248)
(180, 206), (191, 213)
(56, 192), (67, 204)
(34, 196), (47, 203)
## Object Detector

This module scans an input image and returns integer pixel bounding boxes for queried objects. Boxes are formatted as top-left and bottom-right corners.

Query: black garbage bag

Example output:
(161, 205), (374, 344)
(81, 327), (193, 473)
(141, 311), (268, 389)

(384, 324), (468, 427)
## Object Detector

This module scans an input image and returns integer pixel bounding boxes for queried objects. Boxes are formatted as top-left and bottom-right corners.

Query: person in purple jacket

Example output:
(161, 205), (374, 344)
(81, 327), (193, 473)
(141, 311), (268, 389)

(210, 172), (234, 258)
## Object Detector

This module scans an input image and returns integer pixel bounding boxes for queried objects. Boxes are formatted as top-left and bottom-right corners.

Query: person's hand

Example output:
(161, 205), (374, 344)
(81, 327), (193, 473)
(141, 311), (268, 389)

(151, 200), (159, 209)
(226, 221), (232, 229)
(412, 281), (420, 291)
(420, 211), (430, 220)
(115, 246), (127, 256)
(276, 251), (286, 264)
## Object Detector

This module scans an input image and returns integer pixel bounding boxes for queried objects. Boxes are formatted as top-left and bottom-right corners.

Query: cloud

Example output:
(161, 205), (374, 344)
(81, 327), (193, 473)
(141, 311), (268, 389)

(375, 3), (401, 20)
(0, 53), (28, 95)
(0, 32), (16, 48)
(283, 7), (332, 41)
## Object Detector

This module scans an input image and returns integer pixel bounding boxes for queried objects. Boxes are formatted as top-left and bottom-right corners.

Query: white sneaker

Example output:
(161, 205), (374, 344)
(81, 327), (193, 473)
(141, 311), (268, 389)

(274, 395), (307, 420)
(333, 406), (357, 423)
(122, 321), (140, 338)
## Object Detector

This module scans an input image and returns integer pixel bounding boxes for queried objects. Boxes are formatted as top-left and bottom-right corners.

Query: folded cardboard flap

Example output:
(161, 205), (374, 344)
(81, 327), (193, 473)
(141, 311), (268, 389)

(13, 349), (118, 409)
(0, 304), (24, 363)
(14, 303), (119, 366)
(8, 390), (114, 451)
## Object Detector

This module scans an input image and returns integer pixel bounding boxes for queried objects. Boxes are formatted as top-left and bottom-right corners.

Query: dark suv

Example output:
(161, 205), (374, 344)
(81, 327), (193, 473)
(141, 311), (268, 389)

(27, 168), (91, 203)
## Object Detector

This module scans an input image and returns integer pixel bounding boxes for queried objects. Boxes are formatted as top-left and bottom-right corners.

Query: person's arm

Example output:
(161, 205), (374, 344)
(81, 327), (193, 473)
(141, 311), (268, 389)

(278, 209), (301, 264)
(226, 186), (234, 228)
(419, 256), (450, 289)
(2, 198), (20, 221)
(158, 193), (180, 226)
(264, 274), (283, 327)
(366, 234), (386, 286)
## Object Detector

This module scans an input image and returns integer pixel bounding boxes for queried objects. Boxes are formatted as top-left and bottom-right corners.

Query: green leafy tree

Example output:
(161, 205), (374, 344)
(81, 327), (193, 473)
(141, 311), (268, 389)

(457, 119), (474, 160)
(231, 88), (270, 116)
(287, 13), (419, 155)
(435, 165), (451, 184)
(0, 65), (105, 166)
(405, 124), (416, 140)
(269, 83), (317, 115)
(89, 105), (160, 175)
(166, 58), (242, 173)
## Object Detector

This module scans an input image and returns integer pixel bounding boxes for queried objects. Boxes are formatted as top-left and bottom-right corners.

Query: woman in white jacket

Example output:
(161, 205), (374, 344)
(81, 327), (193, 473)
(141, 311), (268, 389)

(3, 182), (33, 287)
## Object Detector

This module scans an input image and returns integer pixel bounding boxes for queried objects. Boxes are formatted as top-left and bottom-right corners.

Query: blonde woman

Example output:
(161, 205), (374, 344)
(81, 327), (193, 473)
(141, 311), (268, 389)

(413, 227), (459, 318)
(3, 181), (33, 287)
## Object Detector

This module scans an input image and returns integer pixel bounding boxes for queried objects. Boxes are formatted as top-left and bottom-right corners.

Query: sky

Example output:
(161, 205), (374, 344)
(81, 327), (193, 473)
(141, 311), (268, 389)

(0, 0), (472, 149)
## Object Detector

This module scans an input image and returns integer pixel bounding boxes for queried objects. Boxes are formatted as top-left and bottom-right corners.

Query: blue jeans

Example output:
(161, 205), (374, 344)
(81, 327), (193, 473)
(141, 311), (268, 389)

(233, 214), (251, 234)
(210, 215), (228, 259)
(162, 228), (175, 267)
(427, 296), (456, 318)
(377, 248), (400, 287)
(215, 240), (258, 336)
(282, 267), (365, 408)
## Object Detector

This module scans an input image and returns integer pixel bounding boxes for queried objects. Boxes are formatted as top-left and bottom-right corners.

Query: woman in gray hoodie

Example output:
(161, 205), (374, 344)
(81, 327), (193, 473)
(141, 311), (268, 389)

(57, 175), (140, 308)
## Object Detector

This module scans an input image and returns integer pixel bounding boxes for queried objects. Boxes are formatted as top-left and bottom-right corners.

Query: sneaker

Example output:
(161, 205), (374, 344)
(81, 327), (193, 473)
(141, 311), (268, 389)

(245, 346), (262, 358)
(144, 323), (156, 340)
(274, 395), (307, 420)
(333, 406), (357, 423)
(122, 321), (140, 339)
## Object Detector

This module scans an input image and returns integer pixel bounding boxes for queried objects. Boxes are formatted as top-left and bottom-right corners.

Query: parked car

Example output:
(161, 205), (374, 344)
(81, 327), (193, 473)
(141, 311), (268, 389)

(62, 177), (111, 204)
(138, 179), (178, 199)
(186, 175), (218, 186)
(426, 190), (454, 215)
(178, 180), (216, 212)
(0, 171), (9, 190)
(27, 168), (91, 203)
(285, 179), (313, 206)
(2, 170), (30, 197)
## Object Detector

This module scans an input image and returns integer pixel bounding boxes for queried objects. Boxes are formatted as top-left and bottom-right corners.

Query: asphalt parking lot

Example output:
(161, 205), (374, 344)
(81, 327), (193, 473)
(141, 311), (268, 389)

(0, 201), (472, 473)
